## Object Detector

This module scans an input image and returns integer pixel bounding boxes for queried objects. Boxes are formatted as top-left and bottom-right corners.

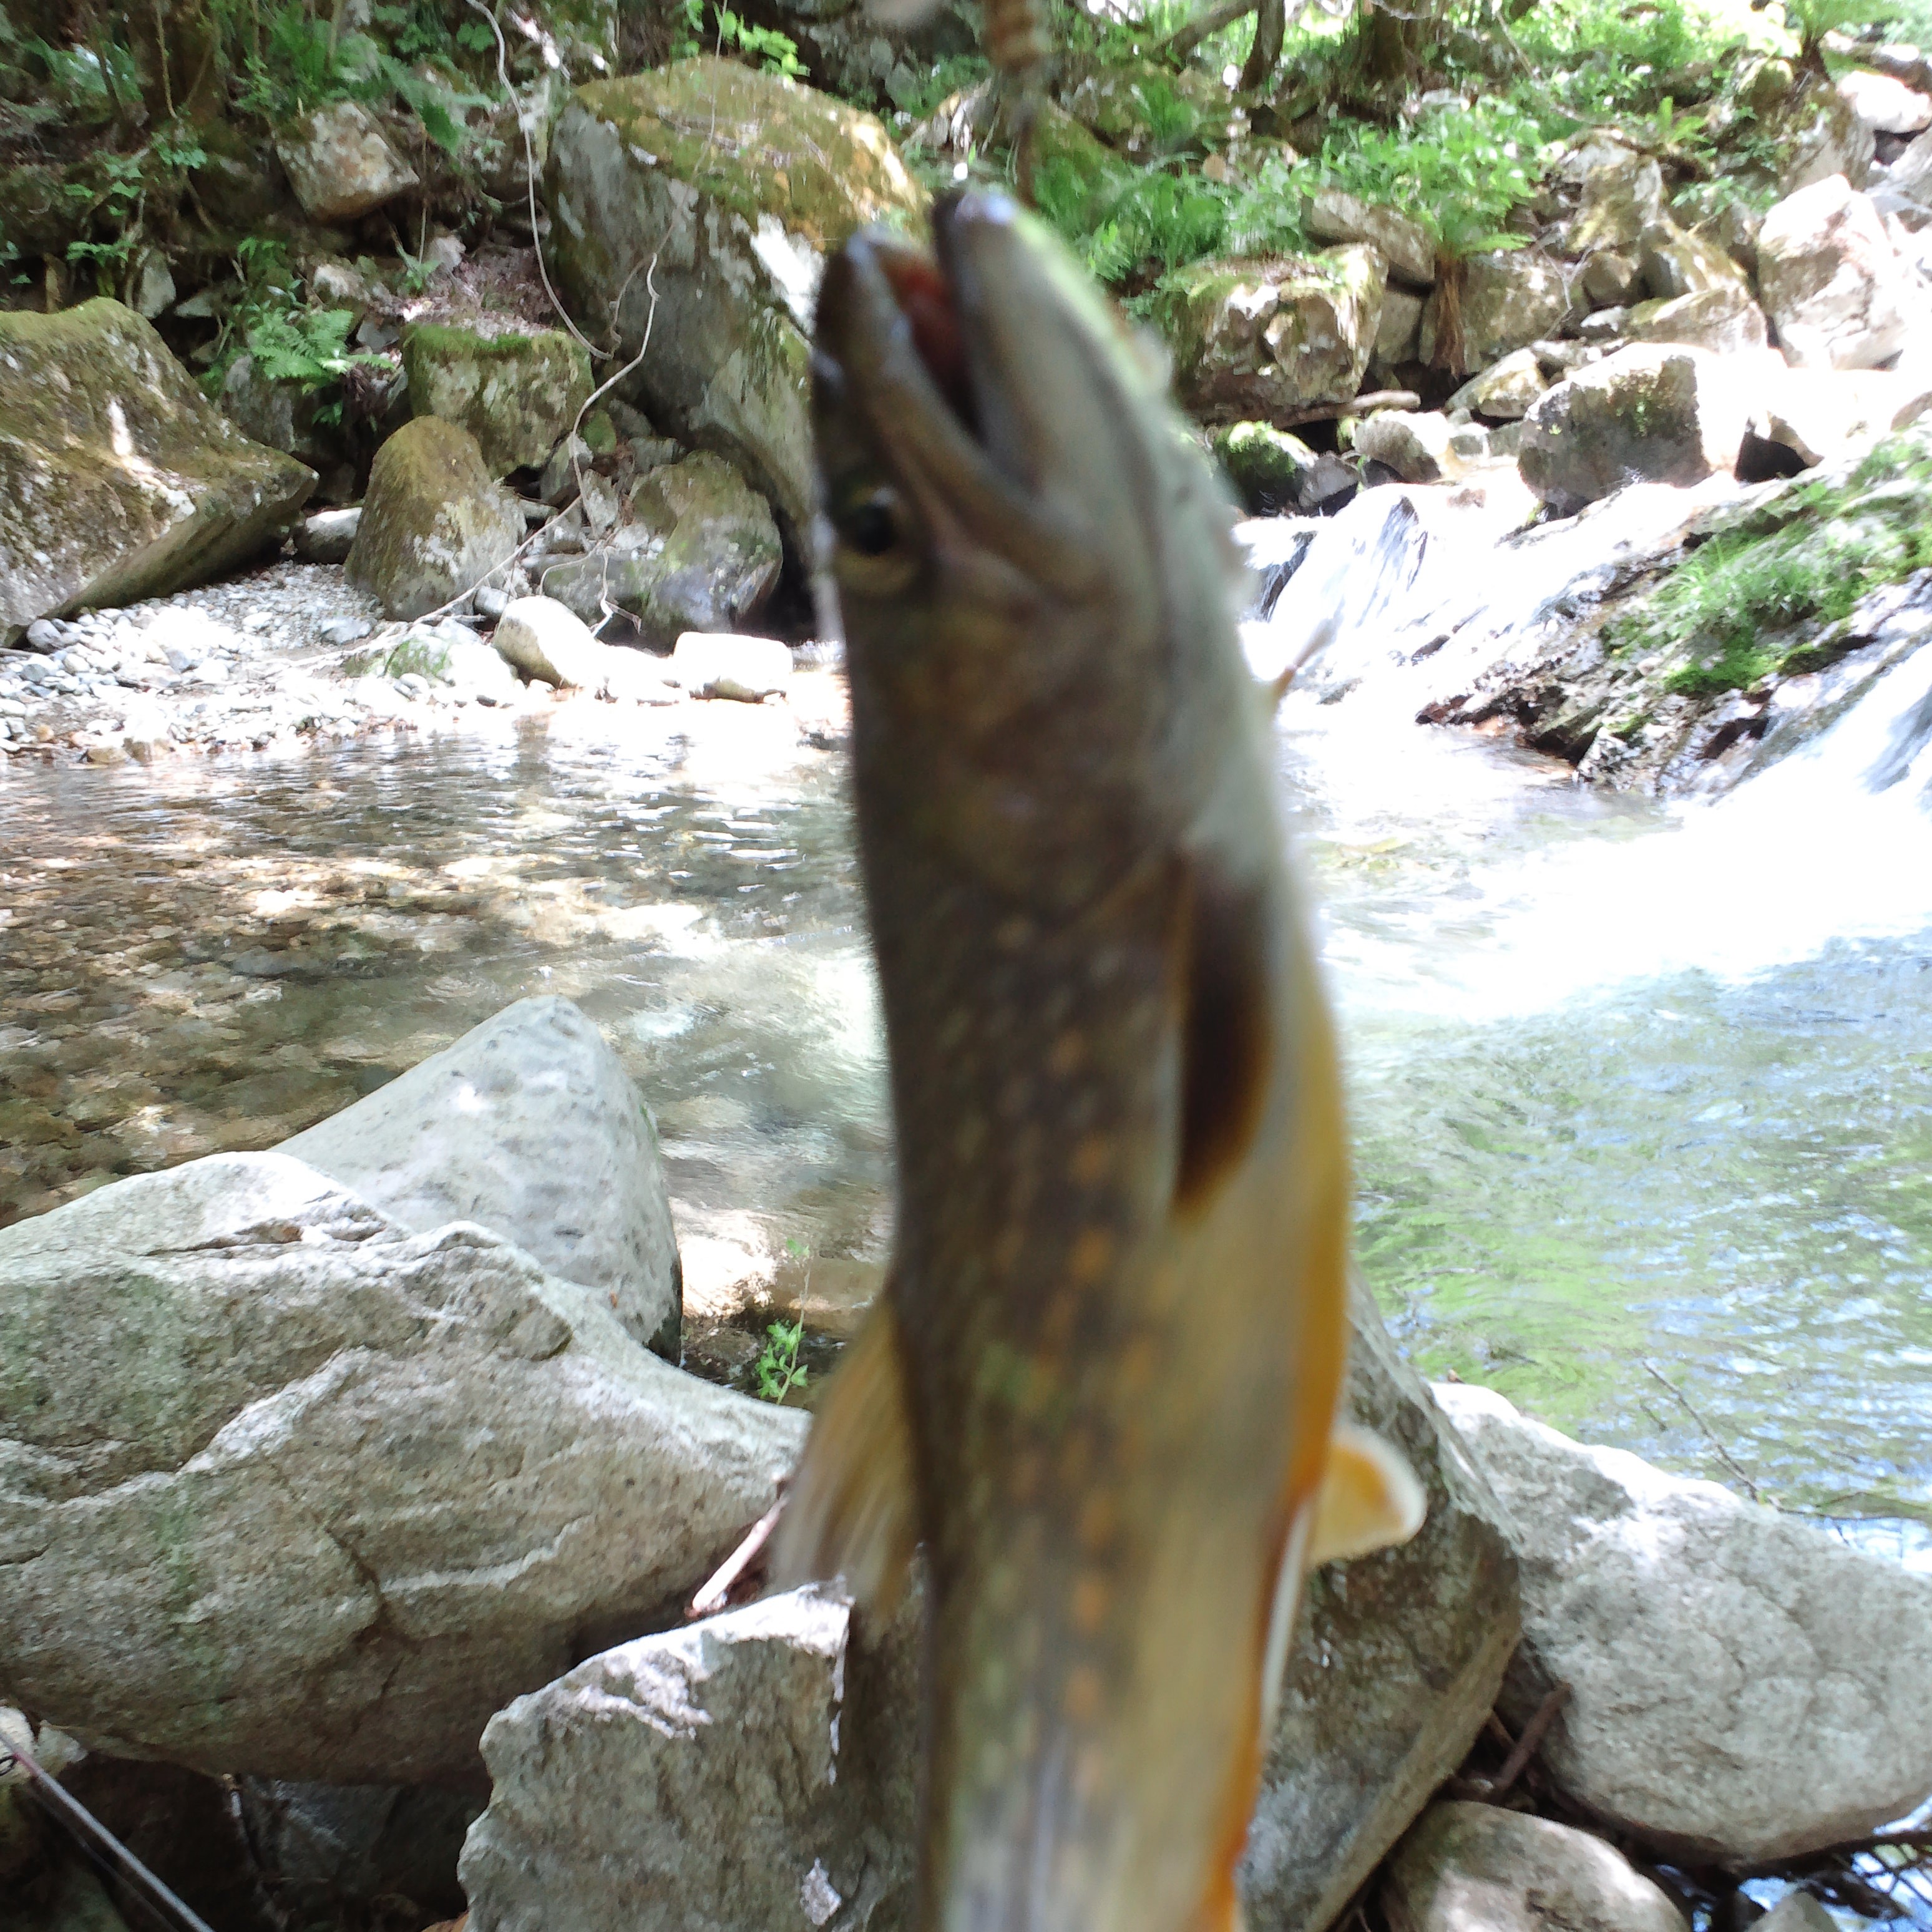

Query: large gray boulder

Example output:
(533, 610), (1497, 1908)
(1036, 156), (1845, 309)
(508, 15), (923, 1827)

(0, 1153), (802, 1785)
(1159, 246), (1388, 421)
(1564, 144), (1665, 253)
(1624, 285), (1770, 358)
(1306, 188), (1435, 286)
(460, 1586), (910, 1932)
(1517, 345), (1749, 515)
(1780, 84), (1875, 194)
(1239, 1289), (1520, 1932)
(1757, 175), (1912, 370)
(1435, 1382), (1932, 1864)
(345, 416), (525, 620)
(0, 301), (313, 643)
(544, 57), (926, 554)
(1382, 1803), (1687, 1932)
(273, 99), (419, 223)
(280, 996), (681, 1359)
(535, 450), (783, 644)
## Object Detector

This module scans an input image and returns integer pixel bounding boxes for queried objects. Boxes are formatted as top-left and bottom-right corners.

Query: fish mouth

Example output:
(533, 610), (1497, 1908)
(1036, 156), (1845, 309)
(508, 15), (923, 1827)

(814, 192), (1098, 590)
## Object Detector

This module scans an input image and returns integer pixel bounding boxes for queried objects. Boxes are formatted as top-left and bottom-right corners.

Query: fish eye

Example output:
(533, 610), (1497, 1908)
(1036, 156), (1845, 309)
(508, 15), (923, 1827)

(837, 484), (905, 559)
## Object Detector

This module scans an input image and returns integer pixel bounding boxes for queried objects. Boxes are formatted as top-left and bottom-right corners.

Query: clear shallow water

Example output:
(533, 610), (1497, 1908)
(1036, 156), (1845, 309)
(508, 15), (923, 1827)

(2, 616), (1930, 1533)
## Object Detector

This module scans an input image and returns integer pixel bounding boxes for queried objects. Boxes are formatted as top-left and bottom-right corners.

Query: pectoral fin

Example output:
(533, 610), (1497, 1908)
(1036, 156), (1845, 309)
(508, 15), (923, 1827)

(1307, 1424), (1426, 1567)
(771, 1292), (917, 1612)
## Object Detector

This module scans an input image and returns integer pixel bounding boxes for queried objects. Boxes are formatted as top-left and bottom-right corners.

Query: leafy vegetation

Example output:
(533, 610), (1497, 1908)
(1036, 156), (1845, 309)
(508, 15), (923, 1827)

(1608, 436), (1932, 696)
(672, 0), (808, 78)
(755, 1317), (809, 1403)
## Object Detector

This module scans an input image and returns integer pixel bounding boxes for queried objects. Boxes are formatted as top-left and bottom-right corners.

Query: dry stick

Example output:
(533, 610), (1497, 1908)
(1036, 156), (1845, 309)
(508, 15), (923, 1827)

(1639, 1360), (1763, 1502)
(1486, 1681), (1570, 1800)
(688, 1491), (788, 1620)
(4, 1742), (218, 1932)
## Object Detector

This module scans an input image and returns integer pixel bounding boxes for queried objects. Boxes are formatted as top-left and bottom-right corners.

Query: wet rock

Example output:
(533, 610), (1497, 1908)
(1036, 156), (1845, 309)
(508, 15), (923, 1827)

(535, 451), (783, 645)
(1212, 421), (1334, 513)
(1780, 84), (1875, 193)
(1624, 284), (1770, 356)
(273, 99), (420, 223)
(669, 630), (793, 701)
(1517, 345), (1749, 515)
(1160, 246), (1387, 421)
(1435, 1382), (1932, 1863)
(544, 57), (925, 551)
(1354, 409), (1460, 484)
(1306, 188), (1435, 286)
(0, 301), (314, 643)
(1838, 67), (1931, 135)
(346, 417), (524, 620)
(401, 324), (595, 477)
(1456, 349), (1546, 421)
(294, 505), (361, 564)
(460, 1587), (909, 1932)
(0, 1151), (802, 1784)
(1888, 127), (1932, 210)
(1757, 175), (1912, 369)
(1421, 252), (1578, 378)
(283, 995), (681, 1358)
(1239, 1290), (1520, 1932)
(1382, 1803), (1687, 1932)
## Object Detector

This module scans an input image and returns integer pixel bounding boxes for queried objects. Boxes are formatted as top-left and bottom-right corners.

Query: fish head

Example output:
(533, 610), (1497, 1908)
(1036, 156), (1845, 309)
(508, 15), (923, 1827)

(812, 191), (1248, 911)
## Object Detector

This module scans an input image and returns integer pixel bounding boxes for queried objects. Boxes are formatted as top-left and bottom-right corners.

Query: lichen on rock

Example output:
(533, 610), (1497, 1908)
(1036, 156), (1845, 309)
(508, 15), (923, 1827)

(401, 324), (595, 476)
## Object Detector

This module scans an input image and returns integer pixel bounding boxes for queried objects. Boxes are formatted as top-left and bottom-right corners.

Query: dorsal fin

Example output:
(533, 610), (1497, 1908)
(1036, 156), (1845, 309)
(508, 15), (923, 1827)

(771, 1293), (918, 1613)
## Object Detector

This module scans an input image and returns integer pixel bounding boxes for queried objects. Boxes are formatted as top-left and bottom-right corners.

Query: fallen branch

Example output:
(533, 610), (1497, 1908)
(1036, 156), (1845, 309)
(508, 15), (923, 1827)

(688, 1489), (787, 1619)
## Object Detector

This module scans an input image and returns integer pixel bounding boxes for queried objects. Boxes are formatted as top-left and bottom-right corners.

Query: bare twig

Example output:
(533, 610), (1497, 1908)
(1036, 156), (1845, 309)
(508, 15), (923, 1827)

(688, 1491), (788, 1619)
(1640, 1360), (1762, 1502)
(1488, 1682), (1570, 1799)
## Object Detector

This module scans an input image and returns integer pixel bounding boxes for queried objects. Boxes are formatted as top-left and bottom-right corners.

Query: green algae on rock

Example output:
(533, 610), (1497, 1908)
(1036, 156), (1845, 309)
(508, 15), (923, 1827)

(402, 325), (595, 477)
(345, 417), (524, 621)
(544, 56), (926, 552)
(0, 300), (315, 643)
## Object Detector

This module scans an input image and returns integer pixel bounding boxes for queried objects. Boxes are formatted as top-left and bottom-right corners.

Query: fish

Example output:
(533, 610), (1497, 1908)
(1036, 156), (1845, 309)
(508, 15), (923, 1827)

(776, 190), (1424, 1932)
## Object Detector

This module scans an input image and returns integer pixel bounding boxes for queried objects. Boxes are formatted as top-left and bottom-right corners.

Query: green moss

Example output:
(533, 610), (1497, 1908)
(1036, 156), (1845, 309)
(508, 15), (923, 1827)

(1212, 420), (1315, 512)
(1612, 430), (1932, 697)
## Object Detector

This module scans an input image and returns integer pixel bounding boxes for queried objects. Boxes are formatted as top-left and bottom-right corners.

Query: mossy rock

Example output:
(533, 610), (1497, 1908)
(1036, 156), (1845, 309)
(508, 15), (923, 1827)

(1156, 246), (1386, 424)
(544, 57), (926, 553)
(1212, 421), (1320, 514)
(346, 417), (524, 622)
(402, 324), (595, 477)
(0, 300), (315, 642)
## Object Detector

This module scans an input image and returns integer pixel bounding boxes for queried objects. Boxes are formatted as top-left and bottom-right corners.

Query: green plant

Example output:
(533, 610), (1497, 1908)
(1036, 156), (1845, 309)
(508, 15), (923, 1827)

(891, 51), (991, 122)
(672, 0), (807, 77)
(755, 1318), (808, 1403)
(1609, 434), (1932, 696)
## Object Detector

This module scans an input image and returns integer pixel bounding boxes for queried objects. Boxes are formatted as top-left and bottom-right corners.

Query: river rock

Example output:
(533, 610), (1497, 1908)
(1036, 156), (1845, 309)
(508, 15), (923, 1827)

(1238, 1288), (1520, 1932)
(1354, 409), (1460, 483)
(668, 630), (793, 701)
(1624, 284), (1770, 356)
(1161, 245), (1387, 421)
(1457, 349), (1546, 420)
(0, 300), (313, 642)
(294, 505), (361, 564)
(1212, 422), (1338, 512)
(1306, 188), (1435, 286)
(1757, 175), (1912, 369)
(281, 995), (682, 1359)
(1433, 1382), (1932, 1864)
(1888, 127), (1932, 210)
(1567, 145), (1666, 253)
(1421, 251), (1577, 378)
(273, 99), (419, 224)
(1517, 345), (1749, 515)
(459, 1587), (912, 1932)
(1750, 363), (1929, 465)
(346, 417), (524, 620)
(1780, 84), (1875, 193)
(220, 349), (344, 471)
(1838, 67), (1932, 135)
(401, 324), (594, 477)
(1382, 1803), (1687, 1932)
(1375, 287), (1425, 368)
(0, 1151), (801, 1783)
(490, 593), (612, 689)
(543, 57), (925, 552)
(1581, 248), (1644, 307)
(1641, 224), (1751, 302)
(535, 451), (783, 643)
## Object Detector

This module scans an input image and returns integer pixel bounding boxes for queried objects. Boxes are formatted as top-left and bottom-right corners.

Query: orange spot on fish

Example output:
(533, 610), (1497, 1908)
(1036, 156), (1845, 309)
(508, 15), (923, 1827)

(1049, 1029), (1085, 1075)
(1068, 1226), (1113, 1283)
(1070, 1572), (1110, 1632)
(1070, 1133), (1113, 1183)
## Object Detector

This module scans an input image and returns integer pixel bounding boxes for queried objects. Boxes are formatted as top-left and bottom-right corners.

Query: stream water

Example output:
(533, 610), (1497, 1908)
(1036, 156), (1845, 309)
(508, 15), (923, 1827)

(3, 511), (1930, 1559)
